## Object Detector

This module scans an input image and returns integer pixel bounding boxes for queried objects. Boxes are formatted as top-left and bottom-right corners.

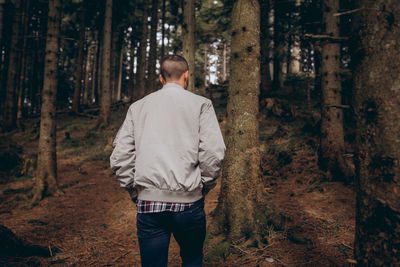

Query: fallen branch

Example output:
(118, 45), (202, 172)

(334, 8), (362, 16)
(304, 34), (349, 41)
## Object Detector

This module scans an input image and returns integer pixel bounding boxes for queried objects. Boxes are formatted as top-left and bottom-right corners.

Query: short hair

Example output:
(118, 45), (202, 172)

(160, 55), (189, 81)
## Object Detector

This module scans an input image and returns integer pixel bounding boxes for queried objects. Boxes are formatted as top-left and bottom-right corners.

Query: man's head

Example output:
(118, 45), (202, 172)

(160, 55), (189, 89)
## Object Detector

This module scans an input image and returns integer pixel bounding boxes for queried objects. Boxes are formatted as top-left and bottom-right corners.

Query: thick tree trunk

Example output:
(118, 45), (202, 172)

(3, 0), (22, 131)
(182, 0), (198, 94)
(147, 0), (158, 93)
(72, 5), (86, 113)
(134, 3), (148, 100)
(213, 0), (273, 243)
(353, 0), (400, 265)
(260, 0), (272, 99)
(318, 0), (350, 180)
(203, 44), (207, 88)
(32, 0), (62, 202)
(98, 0), (112, 124)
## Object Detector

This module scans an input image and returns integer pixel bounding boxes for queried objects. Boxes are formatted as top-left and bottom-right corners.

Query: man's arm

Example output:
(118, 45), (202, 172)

(110, 108), (137, 202)
(199, 100), (226, 195)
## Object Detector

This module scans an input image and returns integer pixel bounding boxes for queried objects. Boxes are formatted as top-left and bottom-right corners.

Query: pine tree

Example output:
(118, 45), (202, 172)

(319, 0), (351, 180)
(353, 0), (400, 265)
(182, 0), (196, 93)
(98, 0), (113, 124)
(32, 0), (62, 202)
(213, 0), (274, 242)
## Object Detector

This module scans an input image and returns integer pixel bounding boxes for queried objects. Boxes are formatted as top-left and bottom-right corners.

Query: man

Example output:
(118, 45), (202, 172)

(110, 55), (226, 267)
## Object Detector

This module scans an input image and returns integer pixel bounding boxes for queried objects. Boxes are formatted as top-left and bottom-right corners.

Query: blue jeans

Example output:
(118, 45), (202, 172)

(136, 198), (206, 267)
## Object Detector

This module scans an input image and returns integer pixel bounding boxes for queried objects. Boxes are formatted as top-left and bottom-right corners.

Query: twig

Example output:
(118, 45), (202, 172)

(48, 244), (53, 257)
(304, 34), (349, 41)
(111, 250), (131, 263)
(334, 8), (362, 16)
(341, 242), (353, 250)
(326, 104), (351, 109)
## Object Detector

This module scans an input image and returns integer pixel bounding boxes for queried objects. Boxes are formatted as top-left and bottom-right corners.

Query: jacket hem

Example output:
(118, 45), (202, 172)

(137, 188), (203, 203)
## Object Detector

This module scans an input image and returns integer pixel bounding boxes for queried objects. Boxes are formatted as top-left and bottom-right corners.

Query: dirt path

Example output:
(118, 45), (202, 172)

(0, 150), (221, 266)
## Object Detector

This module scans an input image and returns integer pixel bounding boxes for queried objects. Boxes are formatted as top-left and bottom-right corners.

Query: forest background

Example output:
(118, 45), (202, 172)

(0, 0), (399, 266)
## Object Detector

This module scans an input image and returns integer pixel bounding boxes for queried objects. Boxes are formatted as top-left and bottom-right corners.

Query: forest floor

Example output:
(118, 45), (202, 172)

(0, 91), (355, 266)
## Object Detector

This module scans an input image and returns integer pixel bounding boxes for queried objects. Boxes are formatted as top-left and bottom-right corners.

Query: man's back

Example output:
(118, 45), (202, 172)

(111, 82), (225, 203)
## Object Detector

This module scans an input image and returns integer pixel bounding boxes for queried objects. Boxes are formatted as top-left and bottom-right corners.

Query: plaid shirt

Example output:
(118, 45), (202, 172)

(137, 200), (194, 213)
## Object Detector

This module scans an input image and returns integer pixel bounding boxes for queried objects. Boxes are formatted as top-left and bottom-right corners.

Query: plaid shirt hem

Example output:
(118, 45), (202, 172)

(137, 200), (194, 213)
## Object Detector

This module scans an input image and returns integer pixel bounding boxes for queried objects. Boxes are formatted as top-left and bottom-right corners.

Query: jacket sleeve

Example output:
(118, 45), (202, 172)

(199, 100), (226, 195)
(110, 108), (137, 201)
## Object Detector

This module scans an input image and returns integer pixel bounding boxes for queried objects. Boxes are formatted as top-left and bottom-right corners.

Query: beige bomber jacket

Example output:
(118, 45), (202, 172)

(110, 82), (226, 203)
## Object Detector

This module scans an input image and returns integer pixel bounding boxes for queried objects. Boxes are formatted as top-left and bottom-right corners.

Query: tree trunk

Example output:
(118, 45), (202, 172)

(72, 5), (86, 113)
(134, 3), (148, 100)
(83, 40), (91, 106)
(353, 0), (400, 265)
(182, 0), (198, 94)
(32, 0), (62, 202)
(91, 30), (98, 105)
(3, 0), (22, 131)
(116, 47), (123, 101)
(203, 44), (207, 88)
(16, 0), (30, 130)
(260, 0), (272, 99)
(98, 0), (112, 124)
(212, 0), (273, 243)
(318, 0), (350, 180)
(147, 0), (158, 93)
(272, 0), (284, 90)
(289, 0), (301, 74)
(161, 0), (166, 59)
(110, 30), (119, 103)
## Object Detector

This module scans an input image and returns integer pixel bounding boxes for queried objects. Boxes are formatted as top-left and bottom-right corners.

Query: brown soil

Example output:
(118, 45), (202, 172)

(0, 104), (356, 266)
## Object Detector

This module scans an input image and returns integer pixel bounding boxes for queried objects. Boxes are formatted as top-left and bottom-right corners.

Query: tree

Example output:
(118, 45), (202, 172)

(3, 0), (21, 131)
(72, 3), (86, 113)
(147, 0), (158, 92)
(318, 0), (350, 180)
(32, 0), (62, 202)
(353, 0), (400, 265)
(213, 0), (272, 242)
(182, 0), (197, 93)
(259, 0), (272, 99)
(98, 0), (112, 124)
(134, 2), (148, 100)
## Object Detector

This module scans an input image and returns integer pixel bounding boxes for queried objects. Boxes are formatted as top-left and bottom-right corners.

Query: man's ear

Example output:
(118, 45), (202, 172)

(184, 70), (189, 80)
(159, 74), (166, 85)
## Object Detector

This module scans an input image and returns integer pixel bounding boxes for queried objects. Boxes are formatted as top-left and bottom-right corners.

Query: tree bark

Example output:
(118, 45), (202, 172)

(98, 0), (112, 124)
(134, 2), (148, 100)
(182, 0), (198, 94)
(72, 4), (86, 113)
(213, 0), (273, 243)
(32, 0), (62, 202)
(3, 0), (22, 131)
(353, 0), (400, 265)
(318, 0), (350, 180)
(147, 0), (158, 93)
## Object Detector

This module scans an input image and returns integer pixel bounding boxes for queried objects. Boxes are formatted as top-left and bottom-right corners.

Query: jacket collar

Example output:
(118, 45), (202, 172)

(162, 82), (185, 90)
